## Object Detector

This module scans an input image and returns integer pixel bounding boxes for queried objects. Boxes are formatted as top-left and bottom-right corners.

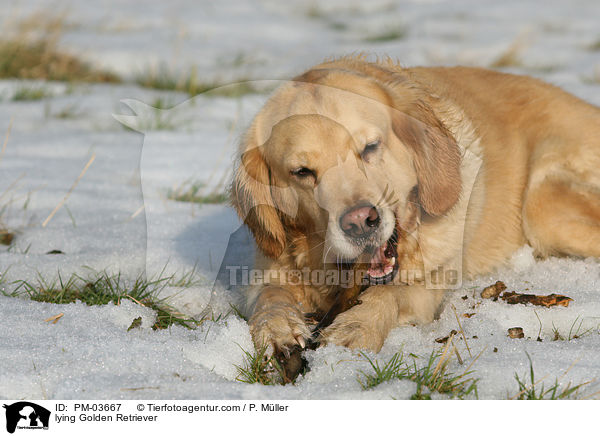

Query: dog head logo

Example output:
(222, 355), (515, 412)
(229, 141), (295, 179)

(3, 402), (50, 433)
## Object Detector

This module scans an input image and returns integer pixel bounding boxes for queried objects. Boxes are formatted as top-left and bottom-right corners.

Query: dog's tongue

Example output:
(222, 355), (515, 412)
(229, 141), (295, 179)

(368, 241), (396, 278)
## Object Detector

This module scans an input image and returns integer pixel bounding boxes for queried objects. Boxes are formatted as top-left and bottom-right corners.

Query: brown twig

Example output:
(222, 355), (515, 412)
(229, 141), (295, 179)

(44, 313), (64, 324)
(451, 304), (472, 358)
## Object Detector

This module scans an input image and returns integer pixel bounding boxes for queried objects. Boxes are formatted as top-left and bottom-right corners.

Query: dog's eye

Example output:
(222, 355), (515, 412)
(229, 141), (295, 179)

(361, 139), (380, 159)
(291, 167), (316, 178)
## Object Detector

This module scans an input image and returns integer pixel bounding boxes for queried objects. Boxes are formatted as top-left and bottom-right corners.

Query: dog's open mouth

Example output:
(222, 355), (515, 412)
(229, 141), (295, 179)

(366, 229), (399, 285)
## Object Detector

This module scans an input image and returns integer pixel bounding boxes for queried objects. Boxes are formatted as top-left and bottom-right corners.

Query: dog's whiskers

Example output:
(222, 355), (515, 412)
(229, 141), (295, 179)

(374, 186), (401, 210)
(306, 239), (326, 254)
(323, 245), (334, 264)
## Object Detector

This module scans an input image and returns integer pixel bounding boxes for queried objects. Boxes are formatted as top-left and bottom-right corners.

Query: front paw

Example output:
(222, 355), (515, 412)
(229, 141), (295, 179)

(319, 306), (384, 352)
(248, 303), (312, 357)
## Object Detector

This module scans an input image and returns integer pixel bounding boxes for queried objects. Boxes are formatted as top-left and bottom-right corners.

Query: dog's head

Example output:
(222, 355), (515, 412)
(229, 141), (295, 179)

(231, 59), (461, 283)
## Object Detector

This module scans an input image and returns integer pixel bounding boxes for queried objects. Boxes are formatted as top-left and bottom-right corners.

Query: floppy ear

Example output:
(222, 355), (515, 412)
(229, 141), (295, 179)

(391, 101), (462, 216)
(230, 137), (286, 259)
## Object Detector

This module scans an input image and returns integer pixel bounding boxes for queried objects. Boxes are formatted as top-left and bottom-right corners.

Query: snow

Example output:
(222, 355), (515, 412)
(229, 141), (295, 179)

(1, 0), (600, 400)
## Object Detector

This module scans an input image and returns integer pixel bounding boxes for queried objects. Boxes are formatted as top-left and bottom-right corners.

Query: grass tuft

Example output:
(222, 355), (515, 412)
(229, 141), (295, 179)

(6, 269), (204, 330)
(135, 65), (262, 98)
(167, 180), (228, 205)
(364, 26), (409, 43)
(0, 38), (119, 83)
(235, 345), (286, 385)
(167, 263), (205, 288)
(511, 352), (589, 399)
(357, 351), (406, 390)
(408, 350), (478, 399)
(552, 316), (597, 341)
(11, 85), (54, 101)
(0, 11), (117, 83)
(228, 303), (248, 322)
(50, 102), (83, 119)
(357, 349), (478, 399)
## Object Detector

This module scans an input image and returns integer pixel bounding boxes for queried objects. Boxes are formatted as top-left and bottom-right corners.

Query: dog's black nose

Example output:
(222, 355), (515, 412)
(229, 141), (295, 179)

(340, 204), (380, 238)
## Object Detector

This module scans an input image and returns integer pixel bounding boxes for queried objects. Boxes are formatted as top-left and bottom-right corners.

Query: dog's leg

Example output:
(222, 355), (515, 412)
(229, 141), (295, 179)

(523, 178), (600, 258)
(248, 286), (312, 357)
(319, 284), (446, 352)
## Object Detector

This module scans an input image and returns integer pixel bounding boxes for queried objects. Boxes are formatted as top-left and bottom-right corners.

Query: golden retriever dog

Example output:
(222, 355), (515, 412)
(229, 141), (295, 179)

(230, 56), (600, 357)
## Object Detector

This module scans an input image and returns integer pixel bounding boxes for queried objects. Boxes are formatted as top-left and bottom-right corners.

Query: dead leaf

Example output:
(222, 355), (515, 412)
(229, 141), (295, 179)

(0, 231), (14, 246)
(44, 313), (64, 324)
(462, 313), (476, 318)
(508, 327), (524, 338)
(435, 329), (458, 344)
(481, 281), (507, 299)
(501, 291), (573, 307)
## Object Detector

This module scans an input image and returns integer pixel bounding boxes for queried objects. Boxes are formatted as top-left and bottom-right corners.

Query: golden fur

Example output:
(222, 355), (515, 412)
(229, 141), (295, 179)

(230, 57), (600, 354)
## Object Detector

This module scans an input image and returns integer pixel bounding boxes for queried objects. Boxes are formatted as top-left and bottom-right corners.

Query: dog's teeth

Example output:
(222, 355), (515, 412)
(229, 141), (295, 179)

(296, 336), (306, 349)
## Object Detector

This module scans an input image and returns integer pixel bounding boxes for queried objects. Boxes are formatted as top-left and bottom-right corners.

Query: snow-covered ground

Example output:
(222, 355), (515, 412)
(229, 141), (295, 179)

(1, 0), (600, 400)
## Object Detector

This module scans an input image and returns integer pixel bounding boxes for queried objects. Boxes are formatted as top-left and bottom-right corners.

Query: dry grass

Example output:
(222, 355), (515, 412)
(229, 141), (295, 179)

(490, 32), (532, 68)
(11, 85), (54, 101)
(135, 64), (262, 97)
(510, 352), (594, 400)
(490, 35), (530, 69)
(357, 344), (479, 399)
(12, 10), (75, 35)
(0, 10), (119, 83)
(0, 37), (119, 83)
(0, 11), (269, 98)
(166, 180), (228, 205)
